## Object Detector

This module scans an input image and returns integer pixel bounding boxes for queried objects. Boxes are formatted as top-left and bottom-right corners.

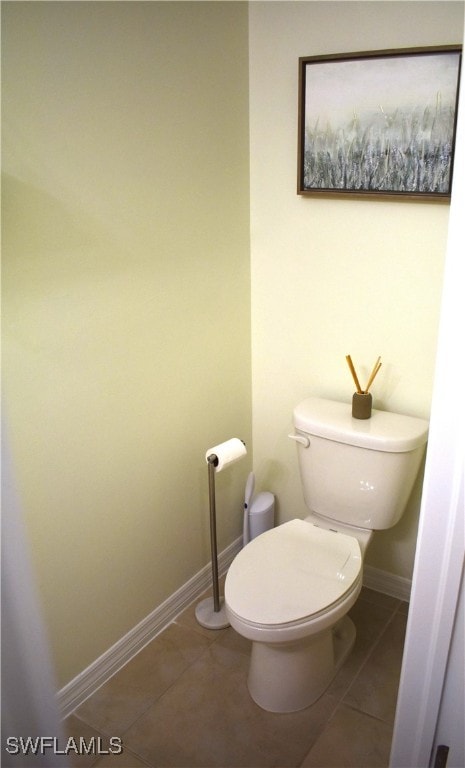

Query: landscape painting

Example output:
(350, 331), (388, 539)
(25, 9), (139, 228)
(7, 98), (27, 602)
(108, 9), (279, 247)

(298, 47), (462, 200)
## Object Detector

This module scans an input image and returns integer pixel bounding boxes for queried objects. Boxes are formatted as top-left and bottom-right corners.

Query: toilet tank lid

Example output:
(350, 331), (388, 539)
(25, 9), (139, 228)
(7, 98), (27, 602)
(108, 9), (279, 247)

(294, 397), (429, 452)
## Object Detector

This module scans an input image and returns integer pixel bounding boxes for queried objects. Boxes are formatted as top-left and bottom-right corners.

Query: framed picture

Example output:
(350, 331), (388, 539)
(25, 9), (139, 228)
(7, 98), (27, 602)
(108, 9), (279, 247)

(298, 46), (462, 201)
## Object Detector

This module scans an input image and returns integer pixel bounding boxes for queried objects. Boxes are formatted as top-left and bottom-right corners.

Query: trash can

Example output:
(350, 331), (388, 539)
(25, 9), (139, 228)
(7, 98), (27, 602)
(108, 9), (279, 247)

(243, 473), (275, 546)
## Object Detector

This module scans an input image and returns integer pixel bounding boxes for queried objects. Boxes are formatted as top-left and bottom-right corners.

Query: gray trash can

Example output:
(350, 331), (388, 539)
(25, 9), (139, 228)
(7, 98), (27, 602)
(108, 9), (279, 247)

(243, 473), (275, 546)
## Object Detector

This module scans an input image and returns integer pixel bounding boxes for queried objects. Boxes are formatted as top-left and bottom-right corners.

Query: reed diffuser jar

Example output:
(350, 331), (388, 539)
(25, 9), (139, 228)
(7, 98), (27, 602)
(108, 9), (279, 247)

(345, 354), (382, 420)
(352, 391), (372, 419)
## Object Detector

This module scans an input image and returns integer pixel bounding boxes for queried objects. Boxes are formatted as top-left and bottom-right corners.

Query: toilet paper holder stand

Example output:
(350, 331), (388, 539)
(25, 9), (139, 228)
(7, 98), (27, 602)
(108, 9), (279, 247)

(195, 453), (231, 629)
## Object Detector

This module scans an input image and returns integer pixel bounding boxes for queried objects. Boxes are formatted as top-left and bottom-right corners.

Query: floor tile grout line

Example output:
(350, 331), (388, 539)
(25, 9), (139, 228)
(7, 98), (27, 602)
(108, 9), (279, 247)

(70, 615), (238, 765)
(115, 630), (237, 754)
(296, 601), (401, 768)
(297, 700), (396, 768)
(72, 663), (194, 768)
(70, 639), (214, 752)
(65, 713), (155, 768)
(71, 618), (223, 730)
(331, 602), (407, 755)
(339, 699), (397, 727)
(338, 600), (403, 710)
(392, 598), (409, 618)
(117, 636), (257, 768)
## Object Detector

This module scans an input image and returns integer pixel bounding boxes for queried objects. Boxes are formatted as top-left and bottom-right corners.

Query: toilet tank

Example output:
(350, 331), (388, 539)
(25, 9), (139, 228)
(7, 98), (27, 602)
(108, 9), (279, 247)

(293, 398), (429, 530)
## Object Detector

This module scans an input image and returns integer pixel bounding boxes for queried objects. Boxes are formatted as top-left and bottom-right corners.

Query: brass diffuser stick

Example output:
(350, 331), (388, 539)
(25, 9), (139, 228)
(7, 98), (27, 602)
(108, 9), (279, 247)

(346, 355), (382, 394)
(365, 357), (382, 393)
(345, 355), (363, 393)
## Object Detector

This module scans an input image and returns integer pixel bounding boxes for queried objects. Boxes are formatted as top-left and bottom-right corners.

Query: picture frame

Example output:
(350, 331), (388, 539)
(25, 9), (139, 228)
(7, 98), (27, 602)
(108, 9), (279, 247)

(297, 46), (462, 201)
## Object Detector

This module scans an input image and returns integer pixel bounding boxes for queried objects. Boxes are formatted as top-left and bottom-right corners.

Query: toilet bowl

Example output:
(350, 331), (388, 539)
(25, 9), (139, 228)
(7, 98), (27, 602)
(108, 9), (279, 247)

(225, 518), (365, 712)
(224, 397), (429, 714)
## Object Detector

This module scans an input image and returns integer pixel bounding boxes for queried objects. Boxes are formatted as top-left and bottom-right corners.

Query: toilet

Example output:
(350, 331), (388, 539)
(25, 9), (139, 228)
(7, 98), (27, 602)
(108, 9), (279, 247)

(225, 397), (428, 713)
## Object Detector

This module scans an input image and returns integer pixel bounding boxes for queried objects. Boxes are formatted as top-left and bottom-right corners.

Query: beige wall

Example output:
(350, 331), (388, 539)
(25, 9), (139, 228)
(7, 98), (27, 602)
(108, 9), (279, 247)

(249, 2), (463, 578)
(2, 1), (251, 687)
(3, 0), (464, 691)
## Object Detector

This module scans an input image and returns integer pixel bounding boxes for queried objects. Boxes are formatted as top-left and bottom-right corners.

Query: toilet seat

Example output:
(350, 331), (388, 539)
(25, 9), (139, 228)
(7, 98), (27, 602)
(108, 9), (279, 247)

(225, 519), (362, 627)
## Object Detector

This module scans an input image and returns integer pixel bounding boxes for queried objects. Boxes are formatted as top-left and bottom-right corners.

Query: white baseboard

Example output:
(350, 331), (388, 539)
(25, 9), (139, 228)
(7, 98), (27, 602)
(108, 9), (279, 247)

(58, 536), (242, 719)
(58, 545), (410, 718)
(363, 565), (411, 602)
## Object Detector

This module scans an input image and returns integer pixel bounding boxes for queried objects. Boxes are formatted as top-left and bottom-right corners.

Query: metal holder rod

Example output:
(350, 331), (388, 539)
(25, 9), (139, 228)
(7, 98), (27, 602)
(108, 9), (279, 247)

(194, 453), (230, 629)
(207, 455), (221, 613)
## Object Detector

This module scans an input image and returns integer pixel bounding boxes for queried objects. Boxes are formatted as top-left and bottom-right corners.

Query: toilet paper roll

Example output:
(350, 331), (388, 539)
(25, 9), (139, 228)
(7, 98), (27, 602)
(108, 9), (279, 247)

(205, 438), (246, 472)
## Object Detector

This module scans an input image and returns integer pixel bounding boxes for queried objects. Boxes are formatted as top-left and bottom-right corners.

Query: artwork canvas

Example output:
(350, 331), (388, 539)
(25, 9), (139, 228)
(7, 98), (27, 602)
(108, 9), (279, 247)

(298, 47), (462, 200)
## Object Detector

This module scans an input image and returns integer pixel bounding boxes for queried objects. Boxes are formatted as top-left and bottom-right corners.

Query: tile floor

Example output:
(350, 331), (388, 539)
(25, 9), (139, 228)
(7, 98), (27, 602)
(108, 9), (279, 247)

(66, 582), (408, 768)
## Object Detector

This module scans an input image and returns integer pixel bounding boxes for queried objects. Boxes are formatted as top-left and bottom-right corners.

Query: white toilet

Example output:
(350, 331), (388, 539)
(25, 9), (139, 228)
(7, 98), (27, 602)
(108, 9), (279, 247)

(225, 397), (428, 713)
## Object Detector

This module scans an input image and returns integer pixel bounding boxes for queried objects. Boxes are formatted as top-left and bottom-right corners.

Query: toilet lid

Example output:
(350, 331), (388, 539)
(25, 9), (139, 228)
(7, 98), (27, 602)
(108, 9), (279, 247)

(226, 519), (362, 626)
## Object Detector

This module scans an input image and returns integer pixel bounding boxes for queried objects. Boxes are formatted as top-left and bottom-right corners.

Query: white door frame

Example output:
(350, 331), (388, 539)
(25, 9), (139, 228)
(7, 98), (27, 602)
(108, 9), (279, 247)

(389, 30), (465, 768)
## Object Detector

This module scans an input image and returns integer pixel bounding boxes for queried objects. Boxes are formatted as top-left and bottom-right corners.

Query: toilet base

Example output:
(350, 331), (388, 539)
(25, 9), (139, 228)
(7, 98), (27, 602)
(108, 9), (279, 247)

(247, 615), (356, 713)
